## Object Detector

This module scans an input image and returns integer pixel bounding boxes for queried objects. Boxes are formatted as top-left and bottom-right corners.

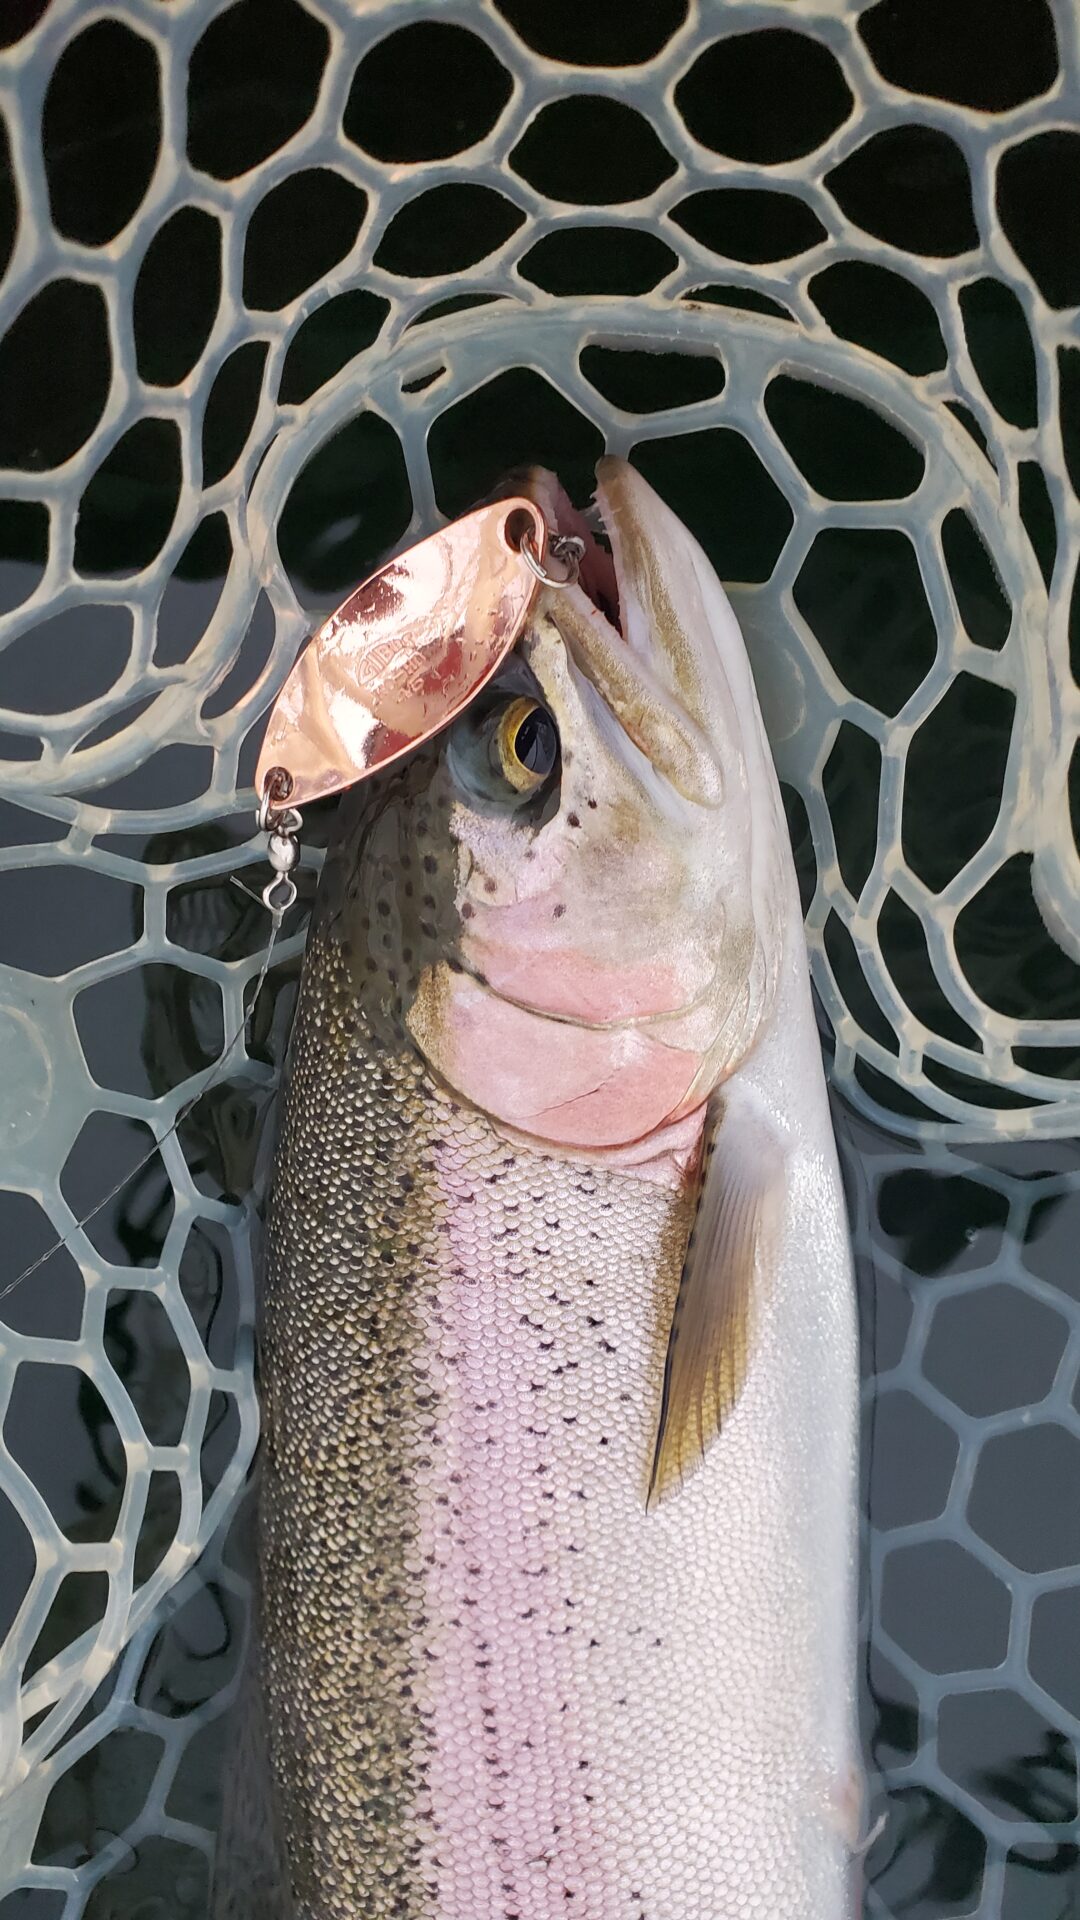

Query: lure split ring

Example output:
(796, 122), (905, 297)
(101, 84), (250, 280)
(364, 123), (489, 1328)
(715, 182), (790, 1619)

(518, 528), (586, 589)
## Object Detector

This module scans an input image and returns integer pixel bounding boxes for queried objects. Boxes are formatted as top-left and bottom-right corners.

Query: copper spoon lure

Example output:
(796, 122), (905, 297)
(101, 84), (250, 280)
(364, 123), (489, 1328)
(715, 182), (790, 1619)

(252, 494), (582, 909)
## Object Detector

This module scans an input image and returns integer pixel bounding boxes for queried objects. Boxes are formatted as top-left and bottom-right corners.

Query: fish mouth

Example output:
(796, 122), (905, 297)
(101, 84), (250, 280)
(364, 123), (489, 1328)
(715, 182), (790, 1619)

(498, 460), (728, 815)
(496, 465), (622, 634)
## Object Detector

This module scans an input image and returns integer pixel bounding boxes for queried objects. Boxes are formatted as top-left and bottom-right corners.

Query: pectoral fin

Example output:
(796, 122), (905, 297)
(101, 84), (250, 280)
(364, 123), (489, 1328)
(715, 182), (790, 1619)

(648, 1095), (785, 1509)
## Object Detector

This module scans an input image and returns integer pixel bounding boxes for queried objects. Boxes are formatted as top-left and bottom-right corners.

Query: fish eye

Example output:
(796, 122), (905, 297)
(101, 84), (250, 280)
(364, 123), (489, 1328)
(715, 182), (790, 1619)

(494, 698), (559, 792)
(448, 693), (561, 811)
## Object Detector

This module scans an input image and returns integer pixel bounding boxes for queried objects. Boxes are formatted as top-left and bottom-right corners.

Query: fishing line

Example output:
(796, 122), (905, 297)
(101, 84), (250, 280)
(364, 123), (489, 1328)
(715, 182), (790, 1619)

(0, 887), (290, 1308)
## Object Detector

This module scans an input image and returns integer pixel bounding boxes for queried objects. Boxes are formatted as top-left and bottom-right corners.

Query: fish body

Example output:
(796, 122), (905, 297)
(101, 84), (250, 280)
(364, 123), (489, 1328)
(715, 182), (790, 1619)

(237, 462), (858, 1918)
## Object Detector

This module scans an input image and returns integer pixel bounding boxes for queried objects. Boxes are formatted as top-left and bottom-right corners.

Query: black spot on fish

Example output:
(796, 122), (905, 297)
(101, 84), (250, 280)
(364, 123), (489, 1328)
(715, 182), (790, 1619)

(553, 903), (566, 918)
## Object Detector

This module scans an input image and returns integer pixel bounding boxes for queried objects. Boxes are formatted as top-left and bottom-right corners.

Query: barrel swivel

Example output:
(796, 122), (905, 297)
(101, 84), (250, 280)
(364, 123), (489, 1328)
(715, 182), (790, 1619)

(256, 764), (302, 921)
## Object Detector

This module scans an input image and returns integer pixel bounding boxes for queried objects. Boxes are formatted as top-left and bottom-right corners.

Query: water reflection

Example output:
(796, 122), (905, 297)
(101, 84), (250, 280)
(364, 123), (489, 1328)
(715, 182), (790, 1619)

(867, 1784), (986, 1915)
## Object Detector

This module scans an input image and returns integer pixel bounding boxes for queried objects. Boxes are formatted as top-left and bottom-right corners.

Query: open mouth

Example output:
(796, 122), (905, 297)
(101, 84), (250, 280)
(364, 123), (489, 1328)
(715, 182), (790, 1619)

(498, 465), (622, 634)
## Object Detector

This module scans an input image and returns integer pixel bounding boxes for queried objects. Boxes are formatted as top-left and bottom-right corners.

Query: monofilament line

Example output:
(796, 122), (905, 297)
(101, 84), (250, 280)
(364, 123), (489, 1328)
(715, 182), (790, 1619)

(0, 902), (285, 1307)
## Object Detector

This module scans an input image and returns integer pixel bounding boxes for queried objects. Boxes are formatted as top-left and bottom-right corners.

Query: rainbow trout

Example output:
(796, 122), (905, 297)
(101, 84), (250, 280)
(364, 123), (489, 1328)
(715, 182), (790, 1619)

(241, 460), (858, 1917)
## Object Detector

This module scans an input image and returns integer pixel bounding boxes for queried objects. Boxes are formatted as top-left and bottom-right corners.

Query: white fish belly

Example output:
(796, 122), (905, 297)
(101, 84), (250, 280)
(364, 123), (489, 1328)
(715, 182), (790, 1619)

(409, 1010), (856, 1915)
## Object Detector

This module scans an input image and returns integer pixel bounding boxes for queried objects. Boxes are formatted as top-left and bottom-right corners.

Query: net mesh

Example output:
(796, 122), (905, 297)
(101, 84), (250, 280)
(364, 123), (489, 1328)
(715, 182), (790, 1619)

(0, 0), (1077, 1911)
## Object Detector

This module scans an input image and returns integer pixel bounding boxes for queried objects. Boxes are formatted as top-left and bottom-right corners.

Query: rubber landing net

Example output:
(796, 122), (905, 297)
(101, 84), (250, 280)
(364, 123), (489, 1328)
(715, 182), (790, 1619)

(0, 0), (1077, 1911)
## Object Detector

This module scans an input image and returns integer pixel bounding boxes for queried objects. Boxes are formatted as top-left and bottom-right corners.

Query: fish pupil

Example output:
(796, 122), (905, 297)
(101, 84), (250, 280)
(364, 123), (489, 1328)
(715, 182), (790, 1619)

(514, 706), (558, 777)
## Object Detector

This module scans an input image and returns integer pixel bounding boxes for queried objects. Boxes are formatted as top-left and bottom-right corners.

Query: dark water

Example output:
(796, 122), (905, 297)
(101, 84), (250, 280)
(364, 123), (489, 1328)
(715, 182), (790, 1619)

(1, 2), (1078, 1915)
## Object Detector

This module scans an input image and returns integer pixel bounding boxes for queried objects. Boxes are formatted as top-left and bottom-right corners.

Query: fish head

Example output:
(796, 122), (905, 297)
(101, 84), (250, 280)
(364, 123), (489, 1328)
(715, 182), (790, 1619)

(322, 457), (790, 1155)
